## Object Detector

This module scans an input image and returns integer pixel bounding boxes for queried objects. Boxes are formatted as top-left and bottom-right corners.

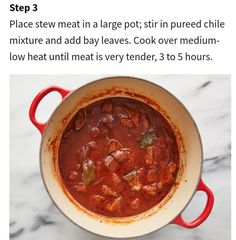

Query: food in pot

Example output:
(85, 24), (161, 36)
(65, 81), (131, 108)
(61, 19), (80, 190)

(58, 97), (179, 217)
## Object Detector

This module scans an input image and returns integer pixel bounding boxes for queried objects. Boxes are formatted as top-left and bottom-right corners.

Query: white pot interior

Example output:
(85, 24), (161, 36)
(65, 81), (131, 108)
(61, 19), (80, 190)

(40, 77), (202, 238)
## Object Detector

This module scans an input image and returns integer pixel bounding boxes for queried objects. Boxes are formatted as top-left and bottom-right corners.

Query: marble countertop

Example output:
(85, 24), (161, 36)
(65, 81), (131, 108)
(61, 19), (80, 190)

(10, 75), (231, 240)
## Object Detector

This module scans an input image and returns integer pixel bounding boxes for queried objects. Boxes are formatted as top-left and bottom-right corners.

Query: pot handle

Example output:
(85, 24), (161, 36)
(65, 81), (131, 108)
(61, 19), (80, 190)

(29, 86), (70, 134)
(172, 179), (214, 228)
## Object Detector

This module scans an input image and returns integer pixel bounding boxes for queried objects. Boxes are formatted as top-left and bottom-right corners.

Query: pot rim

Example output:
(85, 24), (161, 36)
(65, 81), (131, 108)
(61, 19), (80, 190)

(39, 76), (203, 239)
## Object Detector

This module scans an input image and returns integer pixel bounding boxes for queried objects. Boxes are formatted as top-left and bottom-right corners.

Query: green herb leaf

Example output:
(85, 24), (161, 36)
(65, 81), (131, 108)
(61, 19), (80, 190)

(82, 159), (96, 185)
(138, 130), (157, 148)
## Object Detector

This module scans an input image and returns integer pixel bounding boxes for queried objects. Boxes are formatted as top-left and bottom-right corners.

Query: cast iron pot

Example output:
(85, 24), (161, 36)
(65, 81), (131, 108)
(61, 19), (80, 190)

(29, 77), (214, 238)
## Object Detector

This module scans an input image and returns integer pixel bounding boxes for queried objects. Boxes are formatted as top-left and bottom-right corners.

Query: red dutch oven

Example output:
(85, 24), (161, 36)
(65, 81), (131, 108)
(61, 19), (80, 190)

(29, 77), (214, 238)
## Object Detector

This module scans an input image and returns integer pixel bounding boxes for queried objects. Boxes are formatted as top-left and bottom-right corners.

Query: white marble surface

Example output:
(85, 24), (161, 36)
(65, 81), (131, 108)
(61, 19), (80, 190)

(10, 75), (231, 240)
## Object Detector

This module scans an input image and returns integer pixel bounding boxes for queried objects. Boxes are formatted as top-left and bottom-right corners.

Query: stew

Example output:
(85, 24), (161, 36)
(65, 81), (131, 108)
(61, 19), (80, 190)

(58, 97), (179, 217)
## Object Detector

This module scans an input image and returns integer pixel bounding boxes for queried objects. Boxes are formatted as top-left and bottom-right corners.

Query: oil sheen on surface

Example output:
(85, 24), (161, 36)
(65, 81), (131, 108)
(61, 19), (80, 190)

(58, 97), (179, 217)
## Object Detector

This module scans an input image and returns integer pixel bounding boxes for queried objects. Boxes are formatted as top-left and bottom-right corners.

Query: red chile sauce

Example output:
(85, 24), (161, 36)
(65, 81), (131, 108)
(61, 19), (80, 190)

(58, 97), (179, 217)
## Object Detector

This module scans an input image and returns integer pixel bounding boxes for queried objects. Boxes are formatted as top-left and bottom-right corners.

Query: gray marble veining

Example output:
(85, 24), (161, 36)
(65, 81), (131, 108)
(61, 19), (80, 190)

(10, 75), (231, 240)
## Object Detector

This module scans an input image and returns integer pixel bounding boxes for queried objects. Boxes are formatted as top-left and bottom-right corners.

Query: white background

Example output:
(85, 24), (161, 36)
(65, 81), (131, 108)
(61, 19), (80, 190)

(1, 0), (235, 239)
